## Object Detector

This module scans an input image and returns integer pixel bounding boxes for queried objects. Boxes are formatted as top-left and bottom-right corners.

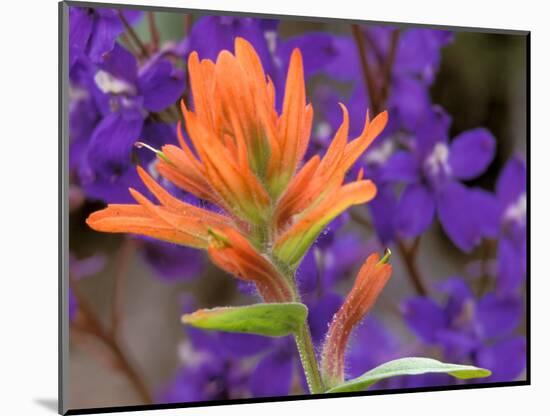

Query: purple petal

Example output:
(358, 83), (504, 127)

(85, 109), (144, 179)
(87, 12), (125, 63)
(295, 248), (319, 295)
(476, 293), (522, 339)
(322, 36), (360, 82)
(368, 184), (398, 244)
(79, 161), (142, 203)
(99, 43), (138, 83)
(186, 328), (224, 357)
(449, 128), (496, 180)
(69, 288), (78, 322)
(69, 7), (94, 64)
(218, 332), (272, 358)
(436, 329), (479, 361)
(69, 96), (100, 149)
(395, 29), (453, 84)
(157, 366), (207, 403)
(470, 188), (500, 239)
(496, 156), (527, 207)
(187, 16), (275, 76)
(476, 337), (526, 382)
(389, 77), (432, 130)
(497, 235), (526, 294)
(347, 316), (400, 378)
(437, 276), (473, 320)
(249, 349), (294, 397)
(396, 183), (436, 238)
(138, 59), (186, 112)
(415, 106), (451, 158)
(346, 87), (372, 137)
(402, 297), (446, 343)
(278, 33), (339, 78)
(436, 181), (482, 252)
(381, 151), (420, 184)
(307, 293), (342, 345)
(322, 233), (376, 286)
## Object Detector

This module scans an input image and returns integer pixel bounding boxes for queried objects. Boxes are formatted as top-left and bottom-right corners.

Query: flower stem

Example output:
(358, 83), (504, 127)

(294, 323), (325, 394)
(275, 262), (324, 394)
(396, 238), (429, 296)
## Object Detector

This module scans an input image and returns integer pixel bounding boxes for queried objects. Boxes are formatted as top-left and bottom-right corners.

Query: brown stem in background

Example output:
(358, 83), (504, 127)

(351, 24), (381, 114)
(70, 267), (152, 404)
(379, 30), (400, 105)
(117, 10), (149, 58)
(397, 239), (429, 296)
(476, 239), (494, 296)
(120, 33), (139, 56)
(184, 14), (193, 37)
(147, 12), (160, 52)
(351, 24), (428, 297)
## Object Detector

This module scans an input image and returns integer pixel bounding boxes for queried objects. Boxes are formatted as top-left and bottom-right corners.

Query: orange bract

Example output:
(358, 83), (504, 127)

(86, 37), (388, 301)
(320, 253), (393, 387)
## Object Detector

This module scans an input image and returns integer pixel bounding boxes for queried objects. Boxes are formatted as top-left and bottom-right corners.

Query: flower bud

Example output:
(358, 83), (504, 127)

(321, 251), (392, 388)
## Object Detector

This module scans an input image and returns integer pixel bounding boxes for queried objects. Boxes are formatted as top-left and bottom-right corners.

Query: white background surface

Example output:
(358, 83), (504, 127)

(1, 0), (546, 414)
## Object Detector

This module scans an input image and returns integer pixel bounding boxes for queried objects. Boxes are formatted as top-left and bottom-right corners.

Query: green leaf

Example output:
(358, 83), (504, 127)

(181, 302), (308, 337)
(326, 357), (492, 393)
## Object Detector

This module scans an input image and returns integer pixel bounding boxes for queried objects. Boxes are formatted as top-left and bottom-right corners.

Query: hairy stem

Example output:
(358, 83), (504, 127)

(294, 322), (325, 394)
(268, 249), (324, 393)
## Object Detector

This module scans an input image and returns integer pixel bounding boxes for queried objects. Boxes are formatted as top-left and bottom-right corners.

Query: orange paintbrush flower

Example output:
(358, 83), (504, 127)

(320, 251), (393, 388)
(86, 36), (388, 301)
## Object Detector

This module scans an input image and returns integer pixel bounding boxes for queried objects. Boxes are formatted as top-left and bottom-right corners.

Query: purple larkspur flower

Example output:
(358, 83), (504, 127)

(495, 157), (527, 293)
(69, 6), (143, 67)
(472, 156), (527, 293)
(381, 106), (496, 251)
(69, 41), (185, 202)
(403, 277), (526, 382)
(305, 28), (452, 245)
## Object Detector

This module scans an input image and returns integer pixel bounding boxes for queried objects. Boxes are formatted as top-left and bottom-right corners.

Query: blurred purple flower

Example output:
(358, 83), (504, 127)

(140, 240), (205, 281)
(383, 106), (496, 252)
(69, 288), (78, 322)
(495, 157), (527, 293)
(473, 156), (527, 293)
(158, 299), (272, 403)
(296, 232), (378, 296)
(403, 276), (525, 382)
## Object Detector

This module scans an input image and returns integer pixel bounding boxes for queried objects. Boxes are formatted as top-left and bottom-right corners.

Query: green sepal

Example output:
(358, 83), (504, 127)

(181, 302), (308, 337)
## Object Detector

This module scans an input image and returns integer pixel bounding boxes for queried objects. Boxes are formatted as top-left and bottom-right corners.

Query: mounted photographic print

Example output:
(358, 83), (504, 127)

(59, 1), (529, 414)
